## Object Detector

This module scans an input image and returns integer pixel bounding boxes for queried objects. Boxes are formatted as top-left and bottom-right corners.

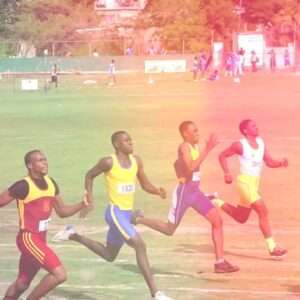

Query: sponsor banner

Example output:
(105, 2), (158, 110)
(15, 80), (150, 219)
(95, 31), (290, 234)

(145, 60), (186, 73)
(21, 79), (38, 90)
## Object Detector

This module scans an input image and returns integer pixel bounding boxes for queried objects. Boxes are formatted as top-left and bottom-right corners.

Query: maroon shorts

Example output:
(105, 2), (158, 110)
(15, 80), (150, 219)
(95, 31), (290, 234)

(16, 231), (62, 284)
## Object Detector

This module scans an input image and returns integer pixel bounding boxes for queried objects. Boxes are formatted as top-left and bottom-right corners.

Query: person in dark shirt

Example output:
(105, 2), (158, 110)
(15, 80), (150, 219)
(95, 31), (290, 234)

(0, 149), (90, 300)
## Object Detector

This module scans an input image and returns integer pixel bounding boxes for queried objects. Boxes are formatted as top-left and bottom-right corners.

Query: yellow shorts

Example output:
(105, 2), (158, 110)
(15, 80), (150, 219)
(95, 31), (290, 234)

(236, 174), (261, 207)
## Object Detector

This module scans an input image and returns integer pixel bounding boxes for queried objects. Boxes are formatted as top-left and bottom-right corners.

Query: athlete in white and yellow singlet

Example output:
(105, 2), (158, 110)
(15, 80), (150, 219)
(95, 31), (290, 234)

(60, 131), (173, 300)
(217, 119), (288, 257)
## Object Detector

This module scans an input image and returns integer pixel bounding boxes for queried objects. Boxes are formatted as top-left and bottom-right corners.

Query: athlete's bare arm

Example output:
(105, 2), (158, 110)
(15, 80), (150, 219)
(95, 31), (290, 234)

(135, 155), (166, 199)
(79, 157), (112, 218)
(180, 133), (219, 172)
(53, 194), (88, 218)
(85, 157), (113, 205)
(263, 148), (288, 168)
(0, 190), (14, 207)
(79, 156), (113, 218)
(219, 141), (243, 184)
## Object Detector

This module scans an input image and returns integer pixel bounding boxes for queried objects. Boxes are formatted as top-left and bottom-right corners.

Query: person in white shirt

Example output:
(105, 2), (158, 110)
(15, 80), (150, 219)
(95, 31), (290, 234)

(215, 119), (288, 257)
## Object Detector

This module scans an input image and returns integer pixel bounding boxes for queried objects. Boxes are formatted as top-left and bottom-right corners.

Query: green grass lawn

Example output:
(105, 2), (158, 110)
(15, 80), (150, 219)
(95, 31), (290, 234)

(0, 72), (299, 299)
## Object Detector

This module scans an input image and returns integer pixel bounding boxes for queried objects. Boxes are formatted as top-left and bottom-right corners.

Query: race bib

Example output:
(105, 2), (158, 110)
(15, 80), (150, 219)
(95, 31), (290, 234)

(192, 171), (201, 182)
(38, 218), (51, 232)
(117, 183), (135, 194)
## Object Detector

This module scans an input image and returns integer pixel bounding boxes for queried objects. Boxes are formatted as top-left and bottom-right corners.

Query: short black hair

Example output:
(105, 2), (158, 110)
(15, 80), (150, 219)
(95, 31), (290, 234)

(24, 149), (42, 168)
(239, 119), (252, 135)
(111, 131), (128, 148)
(179, 121), (194, 137)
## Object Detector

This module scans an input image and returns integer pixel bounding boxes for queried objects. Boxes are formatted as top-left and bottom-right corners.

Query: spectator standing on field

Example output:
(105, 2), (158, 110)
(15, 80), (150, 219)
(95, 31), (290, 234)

(284, 48), (290, 68)
(251, 51), (258, 72)
(108, 59), (116, 86)
(269, 49), (276, 72)
(192, 56), (199, 81)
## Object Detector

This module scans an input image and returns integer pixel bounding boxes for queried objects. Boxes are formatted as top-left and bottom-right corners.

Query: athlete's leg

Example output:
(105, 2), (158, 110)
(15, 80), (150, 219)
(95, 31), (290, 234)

(204, 207), (224, 260)
(192, 190), (239, 272)
(214, 174), (253, 223)
(191, 190), (224, 260)
(137, 218), (178, 236)
(126, 233), (158, 297)
(26, 265), (67, 300)
(4, 233), (44, 300)
(219, 202), (252, 224)
(136, 184), (188, 235)
(107, 205), (159, 297)
(69, 205), (125, 261)
(25, 231), (68, 300)
(251, 200), (271, 238)
(4, 253), (39, 300)
(70, 233), (121, 262)
(4, 278), (30, 300)
(251, 199), (286, 256)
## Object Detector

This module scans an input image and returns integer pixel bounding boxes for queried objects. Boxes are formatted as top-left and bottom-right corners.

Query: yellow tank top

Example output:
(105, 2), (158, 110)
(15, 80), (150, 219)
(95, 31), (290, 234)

(189, 144), (201, 182)
(104, 154), (138, 210)
(18, 176), (56, 232)
(23, 176), (56, 203)
(189, 144), (199, 160)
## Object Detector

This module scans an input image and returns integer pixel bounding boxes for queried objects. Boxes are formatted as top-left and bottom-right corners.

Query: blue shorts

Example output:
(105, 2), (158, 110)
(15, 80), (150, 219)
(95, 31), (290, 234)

(168, 182), (214, 225)
(105, 204), (137, 248)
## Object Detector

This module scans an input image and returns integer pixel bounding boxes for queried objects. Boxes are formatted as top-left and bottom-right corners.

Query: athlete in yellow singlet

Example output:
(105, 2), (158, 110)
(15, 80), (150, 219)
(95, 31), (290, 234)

(217, 119), (288, 257)
(134, 121), (239, 273)
(55, 131), (173, 300)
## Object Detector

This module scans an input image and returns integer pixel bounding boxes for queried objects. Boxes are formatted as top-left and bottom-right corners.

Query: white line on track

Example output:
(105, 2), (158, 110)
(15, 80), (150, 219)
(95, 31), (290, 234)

(1, 255), (300, 269)
(0, 257), (129, 263)
(0, 282), (138, 290)
(0, 243), (288, 253)
(1, 226), (300, 236)
(171, 287), (300, 296)
(0, 270), (298, 282)
(0, 283), (299, 297)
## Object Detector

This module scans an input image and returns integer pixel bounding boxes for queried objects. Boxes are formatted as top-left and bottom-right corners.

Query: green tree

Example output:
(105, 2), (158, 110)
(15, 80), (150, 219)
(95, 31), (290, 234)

(243, 0), (299, 46)
(0, 0), (21, 36)
(138, 0), (237, 52)
(6, 0), (99, 55)
(0, 0), (22, 56)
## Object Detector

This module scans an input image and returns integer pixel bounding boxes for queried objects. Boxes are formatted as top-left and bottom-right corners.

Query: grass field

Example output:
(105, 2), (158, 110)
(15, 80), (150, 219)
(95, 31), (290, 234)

(0, 71), (299, 300)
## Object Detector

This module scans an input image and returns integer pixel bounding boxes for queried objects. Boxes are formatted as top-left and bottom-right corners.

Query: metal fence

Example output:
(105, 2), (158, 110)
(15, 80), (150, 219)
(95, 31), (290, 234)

(0, 39), (196, 58)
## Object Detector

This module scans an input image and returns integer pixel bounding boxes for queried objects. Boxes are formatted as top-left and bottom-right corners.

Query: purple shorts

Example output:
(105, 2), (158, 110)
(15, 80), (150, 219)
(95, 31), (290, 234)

(168, 182), (214, 225)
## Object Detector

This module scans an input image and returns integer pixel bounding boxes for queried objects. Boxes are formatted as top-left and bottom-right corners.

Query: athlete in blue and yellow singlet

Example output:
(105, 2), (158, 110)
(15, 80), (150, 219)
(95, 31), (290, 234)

(104, 152), (138, 243)
(66, 131), (173, 300)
